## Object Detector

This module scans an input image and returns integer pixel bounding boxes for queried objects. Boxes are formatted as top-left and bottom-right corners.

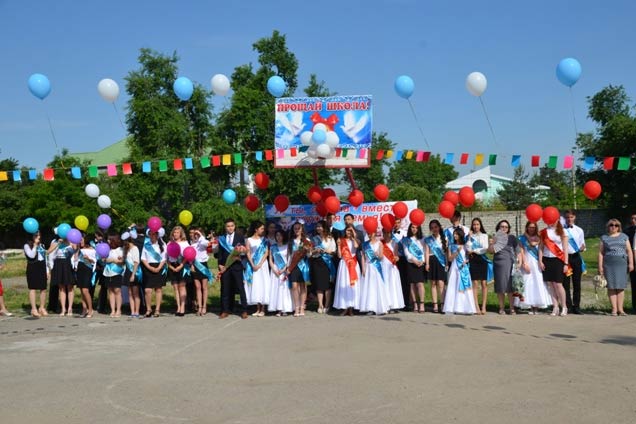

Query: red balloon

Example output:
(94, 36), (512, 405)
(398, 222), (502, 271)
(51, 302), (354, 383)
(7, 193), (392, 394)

(315, 201), (328, 217)
(458, 186), (475, 208)
(438, 200), (455, 219)
(392, 201), (408, 219)
(409, 208), (425, 226)
(324, 196), (341, 214)
(542, 206), (560, 225)
(254, 172), (269, 190)
(583, 180), (602, 200)
(322, 187), (337, 199)
(244, 194), (260, 212)
(182, 246), (196, 263)
(525, 203), (543, 223)
(307, 186), (322, 204)
(380, 213), (396, 230)
(274, 194), (289, 212)
(363, 217), (378, 234)
(443, 191), (459, 206)
(348, 189), (364, 207)
(373, 184), (390, 201)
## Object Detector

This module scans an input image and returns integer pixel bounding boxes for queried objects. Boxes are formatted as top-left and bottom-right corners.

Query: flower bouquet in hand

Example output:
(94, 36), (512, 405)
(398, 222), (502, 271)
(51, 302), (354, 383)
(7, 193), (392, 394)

(215, 244), (248, 282)
(288, 238), (313, 271)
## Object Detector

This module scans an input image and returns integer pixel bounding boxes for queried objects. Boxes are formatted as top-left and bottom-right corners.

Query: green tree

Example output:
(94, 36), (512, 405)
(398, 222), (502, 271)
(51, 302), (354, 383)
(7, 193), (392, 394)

(390, 183), (436, 211)
(530, 166), (571, 207)
(387, 154), (458, 200)
(344, 132), (396, 201)
(0, 157), (26, 239)
(497, 166), (537, 210)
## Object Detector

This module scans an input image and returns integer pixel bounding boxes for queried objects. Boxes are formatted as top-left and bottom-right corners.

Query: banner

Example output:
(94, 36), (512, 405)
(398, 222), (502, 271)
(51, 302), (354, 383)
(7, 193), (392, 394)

(274, 95), (372, 168)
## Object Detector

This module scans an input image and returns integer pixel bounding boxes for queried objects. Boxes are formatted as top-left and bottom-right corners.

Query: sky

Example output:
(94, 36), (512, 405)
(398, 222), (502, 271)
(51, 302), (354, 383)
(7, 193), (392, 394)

(1, 0), (635, 177)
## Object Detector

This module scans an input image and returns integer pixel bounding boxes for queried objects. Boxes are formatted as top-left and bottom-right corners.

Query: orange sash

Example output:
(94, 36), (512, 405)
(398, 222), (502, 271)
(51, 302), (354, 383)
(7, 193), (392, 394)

(383, 241), (398, 265)
(340, 240), (358, 287)
(540, 229), (572, 276)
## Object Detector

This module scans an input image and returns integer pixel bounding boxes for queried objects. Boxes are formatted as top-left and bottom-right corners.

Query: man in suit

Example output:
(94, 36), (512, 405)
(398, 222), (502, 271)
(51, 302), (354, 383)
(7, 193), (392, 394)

(624, 213), (636, 314)
(343, 213), (364, 244)
(216, 218), (248, 319)
(562, 210), (586, 315)
(325, 213), (341, 240)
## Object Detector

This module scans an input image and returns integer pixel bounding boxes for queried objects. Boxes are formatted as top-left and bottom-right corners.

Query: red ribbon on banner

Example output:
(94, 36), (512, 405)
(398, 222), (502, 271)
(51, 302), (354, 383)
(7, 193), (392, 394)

(310, 113), (339, 131)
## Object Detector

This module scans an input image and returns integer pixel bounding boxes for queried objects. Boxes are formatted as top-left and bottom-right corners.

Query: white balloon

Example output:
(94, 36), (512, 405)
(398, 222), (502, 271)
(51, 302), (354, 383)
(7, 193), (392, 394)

(316, 144), (331, 158)
(300, 131), (313, 146)
(158, 227), (166, 238)
(307, 145), (318, 158)
(211, 74), (230, 96)
(466, 72), (487, 97)
(97, 194), (111, 209)
(97, 78), (120, 103)
(85, 183), (100, 198)
(325, 131), (339, 148)
(313, 123), (327, 132)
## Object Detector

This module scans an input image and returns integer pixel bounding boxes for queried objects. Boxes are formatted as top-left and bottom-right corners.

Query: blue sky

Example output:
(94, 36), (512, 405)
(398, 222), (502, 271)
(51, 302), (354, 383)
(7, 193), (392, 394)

(1, 0), (635, 177)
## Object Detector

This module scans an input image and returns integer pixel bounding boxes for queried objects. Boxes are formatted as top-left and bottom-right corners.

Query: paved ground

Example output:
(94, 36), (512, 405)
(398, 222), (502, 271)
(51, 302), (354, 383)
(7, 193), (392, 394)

(1, 305), (635, 424)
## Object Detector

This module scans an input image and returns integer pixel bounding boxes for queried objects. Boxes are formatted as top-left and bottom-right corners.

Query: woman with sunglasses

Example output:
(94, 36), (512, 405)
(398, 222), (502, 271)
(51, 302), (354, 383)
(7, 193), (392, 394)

(599, 219), (634, 316)
(489, 220), (519, 315)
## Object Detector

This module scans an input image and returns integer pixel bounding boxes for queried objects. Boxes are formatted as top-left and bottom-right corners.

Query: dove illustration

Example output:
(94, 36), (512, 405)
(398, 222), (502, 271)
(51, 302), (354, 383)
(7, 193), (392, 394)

(340, 111), (369, 143)
(278, 112), (306, 137)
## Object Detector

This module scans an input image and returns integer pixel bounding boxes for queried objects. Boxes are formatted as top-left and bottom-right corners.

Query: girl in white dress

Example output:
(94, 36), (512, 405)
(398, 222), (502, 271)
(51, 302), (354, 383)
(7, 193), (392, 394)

(382, 230), (405, 311)
(269, 229), (293, 316)
(167, 226), (190, 317)
(444, 227), (477, 315)
(190, 227), (211, 316)
(519, 221), (552, 313)
(244, 221), (270, 317)
(334, 226), (361, 316)
(359, 231), (391, 315)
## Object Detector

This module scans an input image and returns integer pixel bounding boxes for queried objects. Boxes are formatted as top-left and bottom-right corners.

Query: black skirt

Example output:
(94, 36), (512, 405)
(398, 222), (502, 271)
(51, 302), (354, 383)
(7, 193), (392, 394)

(469, 253), (489, 281)
(143, 263), (166, 288)
(51, 258), (74, 287)
(26, 260), (47, 290)
(75, 262), (94, 289)
(543, 257), (565, 282)
(167, 265), (184, 283)
(124, 269), (140, 287)
(427, 256), (447, 281)
(310, 256), (332, 291)
(406, 262), (427, 284)
(103, 274), (123, 288)
(289, 265), (308, 284)
(191, 263), (209, 281)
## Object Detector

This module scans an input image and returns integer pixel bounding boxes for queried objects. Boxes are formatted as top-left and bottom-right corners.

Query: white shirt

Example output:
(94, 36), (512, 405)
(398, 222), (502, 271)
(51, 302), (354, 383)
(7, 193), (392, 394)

(404, 236), (425, 264)
(78, 248), (96, 271)
(466, 232), (489, 255)
(542, 228), (566, 258)
(193, 237), (209, 262)
(24, 244), (45, 261)
(126, 245), (140, 266)
(141, 242), (166, 264)
(103, 247), (124, 277)
(563, 224), (585, 254)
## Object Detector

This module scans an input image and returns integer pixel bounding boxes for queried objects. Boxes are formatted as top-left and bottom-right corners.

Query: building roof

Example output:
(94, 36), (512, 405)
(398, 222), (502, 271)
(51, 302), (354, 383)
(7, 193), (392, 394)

(71, 137), (130, 165)
(445, 166), (549, 192)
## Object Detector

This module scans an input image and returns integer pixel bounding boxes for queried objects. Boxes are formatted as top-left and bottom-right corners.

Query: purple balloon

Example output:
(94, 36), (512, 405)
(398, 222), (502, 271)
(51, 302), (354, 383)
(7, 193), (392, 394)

(97, 214), (112, 230)
(166, 241), (181, 259)
(66, 228), (82, 244)
(95, 242), (111, 258)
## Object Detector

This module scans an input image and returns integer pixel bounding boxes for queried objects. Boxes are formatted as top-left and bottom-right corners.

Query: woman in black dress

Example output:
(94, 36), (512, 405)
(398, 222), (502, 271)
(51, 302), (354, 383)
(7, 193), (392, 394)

(24, 232), (48, 317)
(467, 218), (490, 315)
(141, 230), (167, 317)
(310, 220), (337, 314)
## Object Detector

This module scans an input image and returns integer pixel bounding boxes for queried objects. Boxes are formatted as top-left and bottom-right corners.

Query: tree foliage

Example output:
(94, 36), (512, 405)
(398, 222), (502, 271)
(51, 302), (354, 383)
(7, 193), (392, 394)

(344, 132), (395, 201)
(497, 166), (537, 210)
(387, 154), (458, 201)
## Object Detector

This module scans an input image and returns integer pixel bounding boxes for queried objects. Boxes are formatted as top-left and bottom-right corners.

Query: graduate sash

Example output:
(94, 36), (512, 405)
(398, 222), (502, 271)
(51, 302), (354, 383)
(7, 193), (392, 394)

(382, 241), (398, 265)
(313, 236), (336, 280)
(218, 235), (234, 255)
(424, 236), (446, 267)
(143, 239), (167, 275)
(271, 244), (290, 289)
(244, 239), (267, 285)
(469, 235), (494, 282)
(126, 258), (143, 282)
(340, 240), (359, 287)
(402, 237), (424, 262)
(452, 245), (472, 291)
(192, 259), (213, 281)
(518, 235), (539, 261)
(540, 229), (572, 276)
(104, 262), (124, 275)
(362, 241), (384, 282)
(78, 251), (98, 286)
(565, 228), (587, 274)
(289, 238), (312, 283)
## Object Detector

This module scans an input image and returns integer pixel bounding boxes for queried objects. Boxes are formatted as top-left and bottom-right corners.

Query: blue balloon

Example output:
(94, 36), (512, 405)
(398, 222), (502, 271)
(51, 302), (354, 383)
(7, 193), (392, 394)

(173, 77), (194, 101)
(28, 73), (51, 100)
(23, 217), (39, 234)
(57, 223), (71, 239)
(556, 58), (582, 87)
(267, 76), (286, 97)
(394, 75), (414, 99)
(222, 189), (237, 204)
(312, 129), (326, 143)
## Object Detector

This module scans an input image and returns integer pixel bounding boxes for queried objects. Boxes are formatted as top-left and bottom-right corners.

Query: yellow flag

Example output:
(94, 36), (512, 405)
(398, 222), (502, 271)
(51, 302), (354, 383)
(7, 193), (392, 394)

(222, 154), (231, 165)
(474, 153), (484, 166)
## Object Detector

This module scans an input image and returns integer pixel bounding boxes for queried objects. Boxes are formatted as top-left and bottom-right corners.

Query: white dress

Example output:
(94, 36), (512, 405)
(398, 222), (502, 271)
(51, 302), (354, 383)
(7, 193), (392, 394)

(333, 240), (362, 310)
(268, 244), (293, 313)
(358, 240), (391, 315)
(381, 241), (405, 310)
(245, 237), (271, 305)
(443, 245), (477, 314)
(519, 236), (553, 309)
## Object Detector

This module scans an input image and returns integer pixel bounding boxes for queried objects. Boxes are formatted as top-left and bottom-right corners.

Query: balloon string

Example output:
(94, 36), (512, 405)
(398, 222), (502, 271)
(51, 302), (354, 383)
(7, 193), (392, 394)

(113, 103), (127, 132)
(44, 107), (65, 169)
(110, 207), (128, 223)
(568, 86), (579, 210)
(406, 99), (431, 150)
(568, 87), (579, 140)
(479, 97), (499, 148)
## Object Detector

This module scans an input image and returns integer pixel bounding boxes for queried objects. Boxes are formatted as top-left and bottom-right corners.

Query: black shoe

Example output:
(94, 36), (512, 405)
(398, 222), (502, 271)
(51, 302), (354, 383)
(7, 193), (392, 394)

(572, 308), (584, 315)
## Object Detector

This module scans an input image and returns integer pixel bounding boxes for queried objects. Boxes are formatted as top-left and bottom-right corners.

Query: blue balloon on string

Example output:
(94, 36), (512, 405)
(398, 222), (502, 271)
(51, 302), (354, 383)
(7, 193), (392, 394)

(267, 76), (286, 97)
(28, 73), (51, 100)
(23, 217), (39, 234)
(312, 129), (326, 144)
(57, 223), (71, 239)
(394, 75), (414, 99)
(556, 58), (582, 87)
(173, 77), (194, 101)
(222, 189), (237, 204)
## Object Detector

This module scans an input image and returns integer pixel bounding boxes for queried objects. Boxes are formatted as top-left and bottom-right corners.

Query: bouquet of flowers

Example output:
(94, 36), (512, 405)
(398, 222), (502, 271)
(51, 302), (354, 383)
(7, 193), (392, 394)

(288, 238), (313, 271)
(215, 244), (247, 282)
(511, 262), (525, 300)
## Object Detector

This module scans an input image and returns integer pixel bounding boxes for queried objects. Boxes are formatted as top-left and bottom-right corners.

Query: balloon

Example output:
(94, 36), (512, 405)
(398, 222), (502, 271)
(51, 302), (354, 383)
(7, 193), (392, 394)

(438, 200), (455, 219)
(147, 216), (162, 232)
(85, 183), (100, 198)
(57, 223), (71, 239)
(458, 186), (476, 208)
(254, 172), (270, 190)
(244, 195), (260, 212)
(316, 144), (331, 158)
(173, 77), (194, 101)
(97, 78), (120, 103)
(95, 242), (110, 258)
(525, 203), (543, 223)
(222, 189), (237, 204)
(324, 196), (341, 214)
(313, 123), (327, 132)
(267, 76), (286, 97)
(97, 194), (111, 209)
(322, 188), (337, 199)
(373, 184), (390, 202)
(166, 241), (181, 259)
(307, 145), (318, 159)
(465, 72), (487, 97)
(394, 75), (414, 99)
(158, 227), (166, 238)
(274, 194), (290, 212)
(210, 74), (230, 96)
(74, 215), (89, 231)
(556, 58), (582, 87)
(183, 246), (196, 263)
(315, 201), (328, 217)
(66, 229), (82, 245)
(380, 213), (396, 230)
(363, 217), (378, 234)
(583, 180), (602, 200)
(543, 206), (560, 225)
(443, 191), (459, 206)
(23, 217), (39, 234)
(409, 208), (425, 226)
(28, 73), (51, 100)
(307, 186), (322, 204)
(348, 190), (364, 207)
(392, 201), (408, 219)
(96, 214), (112, 230)
(179, 210), (193, 226)
(300, 131), (313, 146)
(325, 131), (339, 147)
(312, 129), (326, 143)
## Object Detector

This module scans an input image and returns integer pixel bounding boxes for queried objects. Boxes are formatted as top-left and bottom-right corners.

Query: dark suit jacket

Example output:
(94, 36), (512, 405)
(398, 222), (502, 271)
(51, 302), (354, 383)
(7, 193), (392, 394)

(624, 225), (636, 249)
(215, 233), (246, 268)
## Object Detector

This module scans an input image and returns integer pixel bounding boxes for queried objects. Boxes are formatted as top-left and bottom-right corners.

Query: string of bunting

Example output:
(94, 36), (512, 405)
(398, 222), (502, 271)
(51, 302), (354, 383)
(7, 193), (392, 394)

(0, 148), (633, 182)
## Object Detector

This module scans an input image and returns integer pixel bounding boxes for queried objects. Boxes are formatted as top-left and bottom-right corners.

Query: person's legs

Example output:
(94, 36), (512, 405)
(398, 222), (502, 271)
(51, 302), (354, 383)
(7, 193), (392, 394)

(480, 281), (488, 314)
(201, 279), (208, 314)
(144, 288), (153, 316)
(608, 289), (617, 314)
(291, 282), (300, 316)
(497, 293), (505, 314)
(39, 290), (48, 316)
(154, 288), (162, 314)
(59, 285), (67, 315)
(29, 289), (40, 316)
(114, 287), (122, 316)
(617, 289), (625, 314)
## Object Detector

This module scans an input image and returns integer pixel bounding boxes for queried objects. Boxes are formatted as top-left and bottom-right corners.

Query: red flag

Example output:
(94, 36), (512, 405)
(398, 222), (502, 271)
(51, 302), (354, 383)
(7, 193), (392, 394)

(43, 168), (54, 181)
(173, 159), (183, 171)
(460, 153), (469, 164)
(603, 157), (615, 170)
(122, 163), (133, 175)
(265, 150), (273, 161)
(531, 155), (540, 167)
(212, 155), (221, 167)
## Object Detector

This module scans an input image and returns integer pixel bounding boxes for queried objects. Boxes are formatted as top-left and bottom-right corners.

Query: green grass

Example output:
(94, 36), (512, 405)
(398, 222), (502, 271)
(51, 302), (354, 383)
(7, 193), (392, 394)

(1, 254), (28, 278)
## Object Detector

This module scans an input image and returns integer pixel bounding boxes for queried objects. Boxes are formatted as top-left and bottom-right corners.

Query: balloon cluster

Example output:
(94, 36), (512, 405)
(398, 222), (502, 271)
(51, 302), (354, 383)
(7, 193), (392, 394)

(299, 122), (340, 160)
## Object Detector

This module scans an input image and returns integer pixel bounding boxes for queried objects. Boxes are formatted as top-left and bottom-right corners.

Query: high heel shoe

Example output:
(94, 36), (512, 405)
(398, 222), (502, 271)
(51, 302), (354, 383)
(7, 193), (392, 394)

(560, 307), (568, 317)
(550, 306), (559, 316)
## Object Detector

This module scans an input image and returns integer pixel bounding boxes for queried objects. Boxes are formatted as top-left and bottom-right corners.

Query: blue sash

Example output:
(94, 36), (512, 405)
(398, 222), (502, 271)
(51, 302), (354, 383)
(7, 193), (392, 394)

(362, 241), (384, 282)
(470, 235), (494, 282)
(565, 228), (587, 274)
(126, 259), (143, 282)
(58, 242), (75, 259)
(193, 259), (213, 281)
(244, 239), (268, 285)
(37, 245), (46, 261)
(292, 241), (310, 283)
(518, 236), (539, 261)
(271, 244), (289, 289)
(452, 245), (472, 291)
(313, 236), (336, 280)
(218, 235), (234, 254)
(143, 239), (166, 274)
(402, 237), (424, 261)
(424, 236), (446, 267)
(78, 251), (97, 286)
(392, 233), (405, 256)
(104, 262), (124, 275)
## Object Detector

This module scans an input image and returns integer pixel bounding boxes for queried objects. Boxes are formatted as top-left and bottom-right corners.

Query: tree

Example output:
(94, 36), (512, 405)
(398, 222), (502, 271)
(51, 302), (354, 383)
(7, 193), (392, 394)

(497, 166), (537, 210)
(529, 166), (572, 207)
(387, 154), (458, 200)
(390, 183), (436, 211)
(344, 132), (396, 201)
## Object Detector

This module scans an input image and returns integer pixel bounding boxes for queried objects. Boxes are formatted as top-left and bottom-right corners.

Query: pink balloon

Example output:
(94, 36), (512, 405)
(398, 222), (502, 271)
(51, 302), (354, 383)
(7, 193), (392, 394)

(166, 241), (181, 259)
(147, 216), (162, 232)
(183, 246), (196, 263)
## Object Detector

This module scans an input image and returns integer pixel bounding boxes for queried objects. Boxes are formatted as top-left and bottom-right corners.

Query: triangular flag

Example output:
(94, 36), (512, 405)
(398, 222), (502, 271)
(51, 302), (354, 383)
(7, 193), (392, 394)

(12, 170), (21, 182)
(444, 153), (454, 164)
(173, 159), (183, 171)
(583, 156), (595, 171)
(474, 153), (484, 166)
(184, 158), (193, 170)
(71, 167), (81, 179)
(43, 168), (54, 181)
(28, 169), (37, 180)
(531, 155), (540, 167)
(107, 164), (117, 176)
(222, 154), (231, 165)
(563, 155), (574, 169)
(376, 150), (385, 160)
(122, 163), (133, 175)
(0, 171), (7, 182)
(200, 157), (211, 168)
(511, 155), (521, 167)
(255, 151), (263, 161)
(617, 156), (631, 171)
(89, 166), (99, 177)
(142, 162), (152, 173)
(488, 154), (497, 165)
(460, 153), (469, 164)
(265, 150), (273, 161)
(159, 160), (168, 172)
(603, 157), (615, 170)
(212, 156), (220, 167)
